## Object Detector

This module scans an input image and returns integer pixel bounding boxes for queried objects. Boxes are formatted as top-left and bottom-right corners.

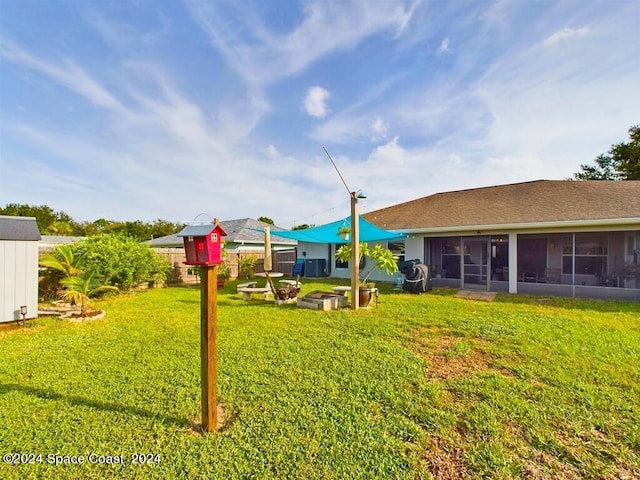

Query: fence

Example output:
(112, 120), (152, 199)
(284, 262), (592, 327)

(154, 248), (298, 284)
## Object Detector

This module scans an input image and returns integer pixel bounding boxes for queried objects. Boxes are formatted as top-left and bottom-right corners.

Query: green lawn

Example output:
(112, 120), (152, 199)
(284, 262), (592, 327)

(1, 280), (638, 479)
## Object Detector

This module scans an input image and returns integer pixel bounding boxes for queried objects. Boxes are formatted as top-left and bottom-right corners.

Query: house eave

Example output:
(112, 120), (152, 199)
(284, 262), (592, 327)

(393, 217), (640, 236)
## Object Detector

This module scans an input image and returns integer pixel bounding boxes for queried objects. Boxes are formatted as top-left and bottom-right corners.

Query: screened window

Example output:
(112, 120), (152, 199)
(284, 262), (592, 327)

(388, 241), (405, 266)
(562, 235), (608, 276)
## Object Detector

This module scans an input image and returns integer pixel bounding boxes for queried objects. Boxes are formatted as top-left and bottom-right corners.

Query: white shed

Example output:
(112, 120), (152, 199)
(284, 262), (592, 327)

(0, 215), (41, 323)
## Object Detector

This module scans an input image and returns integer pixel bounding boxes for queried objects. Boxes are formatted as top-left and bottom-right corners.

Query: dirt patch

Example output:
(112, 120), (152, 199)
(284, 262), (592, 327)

(412, 329), (508, 382)
(422, 435), (467, 480)
(428, 338), (493, 381)
(62, 309), (106, 322)
(411, 329), (508, 478)
(521, 451), (583, 480)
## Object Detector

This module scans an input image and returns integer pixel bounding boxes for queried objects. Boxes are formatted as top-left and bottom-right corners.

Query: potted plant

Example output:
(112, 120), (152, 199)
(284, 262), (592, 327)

(216, 263), (230, 288)
(335, 242), (398, 307)
(337, 225), (351, 241)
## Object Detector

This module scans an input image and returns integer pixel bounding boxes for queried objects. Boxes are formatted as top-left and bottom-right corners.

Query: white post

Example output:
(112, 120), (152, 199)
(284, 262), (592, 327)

(508, 232), (518, 294)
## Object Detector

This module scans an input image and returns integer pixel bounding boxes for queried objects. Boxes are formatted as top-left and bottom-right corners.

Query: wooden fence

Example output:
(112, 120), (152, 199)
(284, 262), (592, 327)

(154, 248), (298, 284)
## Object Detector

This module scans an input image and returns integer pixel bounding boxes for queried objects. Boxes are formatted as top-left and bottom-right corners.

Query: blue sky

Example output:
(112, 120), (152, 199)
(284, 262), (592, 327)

(1, 0), (638, 228)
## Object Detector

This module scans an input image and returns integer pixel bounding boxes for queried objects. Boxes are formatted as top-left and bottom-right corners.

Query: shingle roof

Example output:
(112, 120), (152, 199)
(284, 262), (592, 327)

(364, 180), (640, 231)
(147, 218), (297, 247)
(0, 215), (42, 241)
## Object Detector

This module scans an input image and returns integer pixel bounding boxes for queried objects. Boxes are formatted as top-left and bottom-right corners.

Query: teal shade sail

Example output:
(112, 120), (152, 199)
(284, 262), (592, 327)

(271, 217), (403, 244)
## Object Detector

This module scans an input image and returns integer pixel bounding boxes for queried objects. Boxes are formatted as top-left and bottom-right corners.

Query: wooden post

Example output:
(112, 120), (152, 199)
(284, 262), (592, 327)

(351, 191), (360, 310)
(200, 264), (218, 432)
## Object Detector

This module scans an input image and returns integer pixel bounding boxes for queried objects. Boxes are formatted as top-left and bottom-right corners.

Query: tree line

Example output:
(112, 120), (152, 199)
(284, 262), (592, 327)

(0, 204), (185, 240)
(573, 124), (639, 180)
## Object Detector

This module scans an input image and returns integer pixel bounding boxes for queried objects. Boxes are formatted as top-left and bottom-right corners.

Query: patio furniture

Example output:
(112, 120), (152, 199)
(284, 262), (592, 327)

(539, 268), (561, 284)
(237, 286), (273, 301)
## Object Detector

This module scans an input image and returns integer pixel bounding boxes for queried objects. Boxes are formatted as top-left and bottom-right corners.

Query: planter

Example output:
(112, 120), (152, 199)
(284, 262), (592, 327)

(358, 288), (374, 308)
(339, 233), (350, 241)
(217, 277), (226, 288)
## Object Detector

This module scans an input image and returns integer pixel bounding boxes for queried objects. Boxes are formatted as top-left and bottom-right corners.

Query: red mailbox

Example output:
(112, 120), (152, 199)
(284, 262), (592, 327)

(178, 221), (227, 266)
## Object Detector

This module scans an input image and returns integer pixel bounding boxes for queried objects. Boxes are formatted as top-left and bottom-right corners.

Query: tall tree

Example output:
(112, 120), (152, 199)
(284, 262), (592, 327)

(574, 125), (640, 180)
(611, 125), (640, 180)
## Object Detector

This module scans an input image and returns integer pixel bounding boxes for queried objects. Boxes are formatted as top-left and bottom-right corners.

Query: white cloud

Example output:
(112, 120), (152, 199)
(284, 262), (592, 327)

(437, 37), (450, 54)
(186, 0), (416, 86)
(370, 116), (389, 139)
(304, 86), (331, 118)
(368, 136), (405, 165)
(2, 1), (639, 228)
(543, 26), (589, 47)
(0, 40), (123, 112)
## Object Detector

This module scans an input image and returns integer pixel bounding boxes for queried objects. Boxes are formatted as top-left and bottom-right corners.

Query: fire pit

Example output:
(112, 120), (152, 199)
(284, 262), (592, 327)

(296, 291), (348, 311)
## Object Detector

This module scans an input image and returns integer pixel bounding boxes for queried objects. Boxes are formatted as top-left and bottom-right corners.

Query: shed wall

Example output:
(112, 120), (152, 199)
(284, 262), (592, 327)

(1, 240), (39, 322)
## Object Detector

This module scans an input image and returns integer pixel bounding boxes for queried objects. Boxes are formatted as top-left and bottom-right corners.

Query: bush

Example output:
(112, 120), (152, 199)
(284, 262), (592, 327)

(70, 234), (171, 291)
(238, 254), (257, 279)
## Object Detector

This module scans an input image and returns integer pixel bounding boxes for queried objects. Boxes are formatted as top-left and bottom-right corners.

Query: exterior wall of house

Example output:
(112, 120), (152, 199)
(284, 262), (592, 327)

(404, 236), (424, 263)
(1, 240), (39, 322)
(298, 242), (328, 261)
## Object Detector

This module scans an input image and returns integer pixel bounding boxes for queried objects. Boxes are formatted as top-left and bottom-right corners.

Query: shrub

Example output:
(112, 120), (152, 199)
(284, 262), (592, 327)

(238, 254), (258, 279)
(70, 234), (171, 291)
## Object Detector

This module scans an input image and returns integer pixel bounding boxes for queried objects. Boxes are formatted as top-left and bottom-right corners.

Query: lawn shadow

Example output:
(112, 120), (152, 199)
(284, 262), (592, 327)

(0, 382), (191, 430)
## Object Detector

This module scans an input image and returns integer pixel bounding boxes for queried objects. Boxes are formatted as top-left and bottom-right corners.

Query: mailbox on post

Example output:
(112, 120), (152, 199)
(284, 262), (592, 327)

(177, 218), (228, 432)
(178, 221), (227, 266)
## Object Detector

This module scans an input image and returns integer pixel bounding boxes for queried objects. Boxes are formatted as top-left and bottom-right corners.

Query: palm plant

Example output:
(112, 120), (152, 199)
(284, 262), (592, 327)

(60, 274), (118, 316)
(40, 245), (117, 316)
(39, 245), (83, 276)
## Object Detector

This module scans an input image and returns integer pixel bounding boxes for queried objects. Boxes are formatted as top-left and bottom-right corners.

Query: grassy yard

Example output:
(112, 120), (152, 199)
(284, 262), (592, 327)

(1, 280), (638, 479)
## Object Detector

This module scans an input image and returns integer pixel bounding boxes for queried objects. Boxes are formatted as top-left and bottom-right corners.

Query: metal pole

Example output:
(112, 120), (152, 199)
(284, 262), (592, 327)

(351, 192), (360, 310)
(201, 264), (218, 432)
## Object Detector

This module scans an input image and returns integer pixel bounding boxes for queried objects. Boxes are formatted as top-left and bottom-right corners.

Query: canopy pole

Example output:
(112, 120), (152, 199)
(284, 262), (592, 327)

(351, 191), (360, 310)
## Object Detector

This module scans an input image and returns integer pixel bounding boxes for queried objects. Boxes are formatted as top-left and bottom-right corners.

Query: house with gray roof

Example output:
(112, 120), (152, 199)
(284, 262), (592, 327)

(147, 218), (297, 282)
(364, 180), (640, 300)
(146, 218), (297, 251)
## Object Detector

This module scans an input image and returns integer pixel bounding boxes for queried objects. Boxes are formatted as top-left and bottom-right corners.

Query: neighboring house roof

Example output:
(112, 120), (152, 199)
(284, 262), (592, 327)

(364, 180), (640, 232)
(146, 218), (297, 247)
(39, 235), (87, 253)
(0, 215), (42, 241)
(40, 235), (87, 244)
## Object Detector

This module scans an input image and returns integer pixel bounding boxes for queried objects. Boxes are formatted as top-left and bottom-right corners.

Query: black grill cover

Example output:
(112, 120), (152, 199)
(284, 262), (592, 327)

(400, 259), (432, 293)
